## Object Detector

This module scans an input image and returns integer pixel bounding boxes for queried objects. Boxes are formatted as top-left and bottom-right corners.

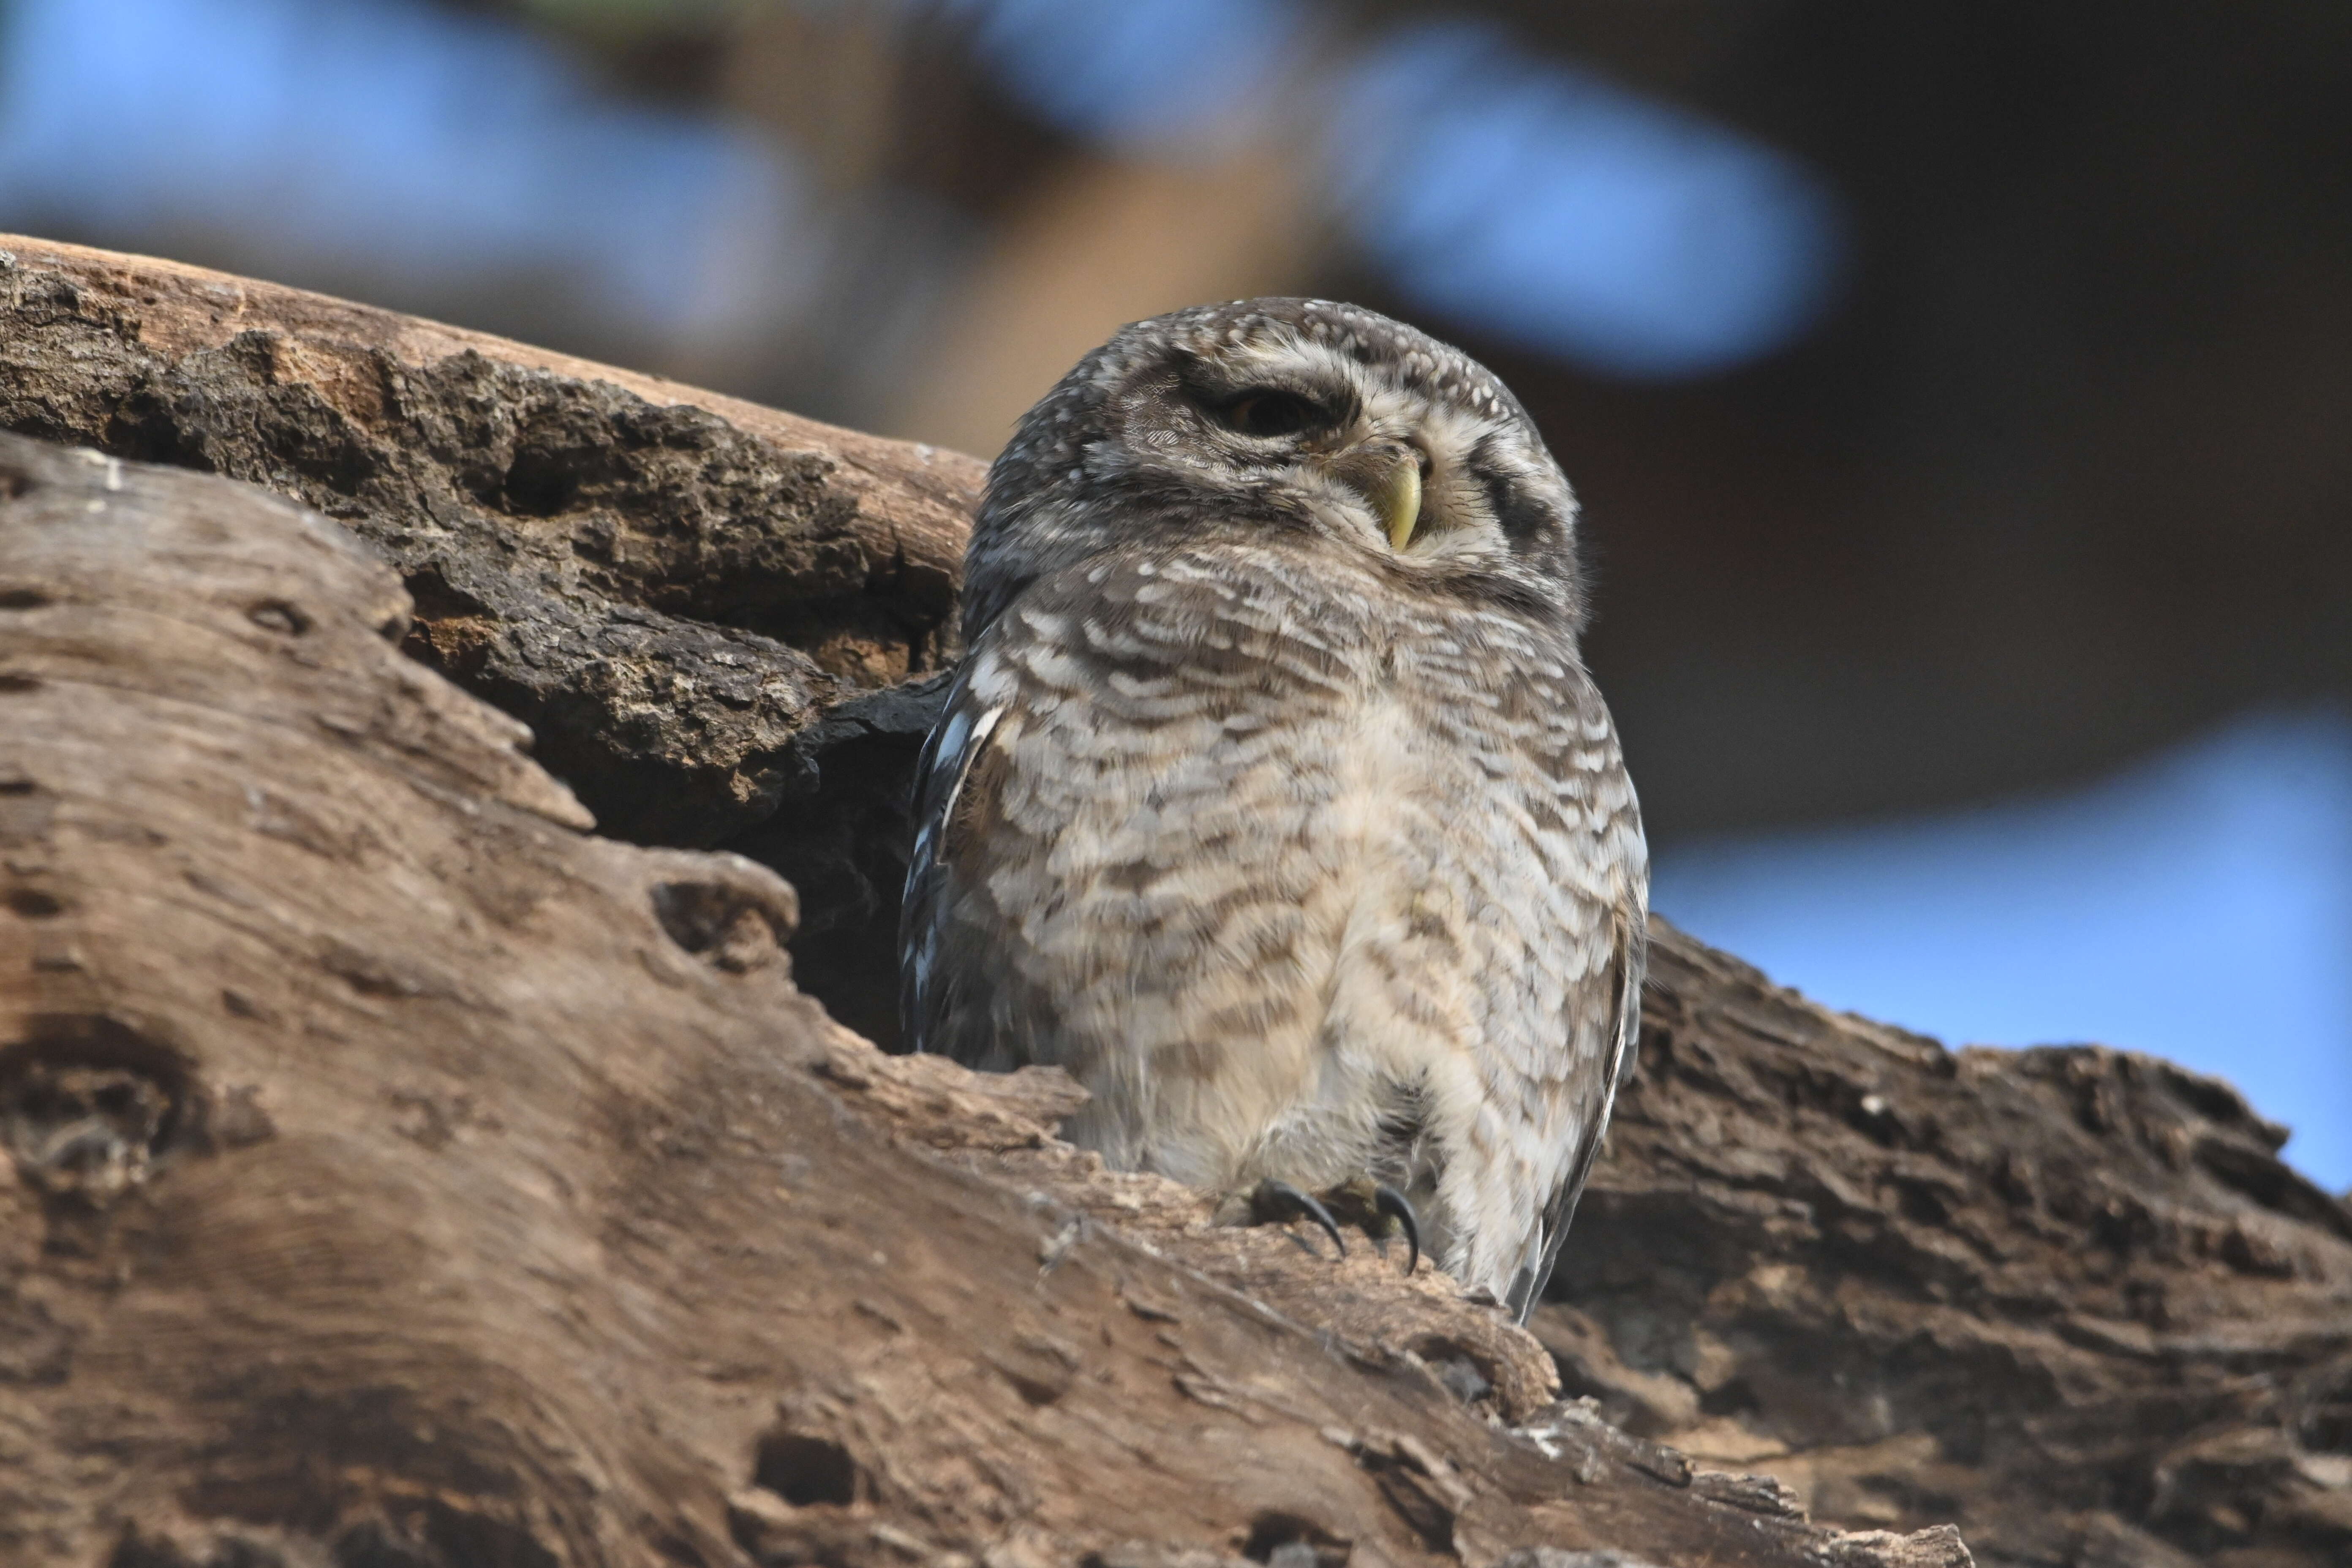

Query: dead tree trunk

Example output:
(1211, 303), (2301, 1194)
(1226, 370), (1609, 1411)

(2, 236), (2347, 1568)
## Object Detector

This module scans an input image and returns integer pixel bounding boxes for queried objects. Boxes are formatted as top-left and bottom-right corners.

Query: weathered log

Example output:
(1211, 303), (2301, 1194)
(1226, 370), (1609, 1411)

(5, 237), (2351, 1568)
(0, 235), (975, 1042)
(0, 432), (1970, 1568)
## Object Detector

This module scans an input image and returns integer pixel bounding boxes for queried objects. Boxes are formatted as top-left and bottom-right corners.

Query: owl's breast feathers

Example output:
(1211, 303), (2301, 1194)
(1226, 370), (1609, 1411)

(902, 540), (1646, 1314)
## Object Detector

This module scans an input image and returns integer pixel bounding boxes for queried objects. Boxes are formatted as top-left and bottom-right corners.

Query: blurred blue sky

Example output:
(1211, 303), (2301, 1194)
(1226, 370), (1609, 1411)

(0, 0), (2342, 1190)
(1656, 711), (2352, 1190)
(0, 0), (817, 346)
(0, 0), (1846, 378)
(931, 0), (1315, 151)
(929, 0), (1846, 376)
(1329, 20), (1843, 376)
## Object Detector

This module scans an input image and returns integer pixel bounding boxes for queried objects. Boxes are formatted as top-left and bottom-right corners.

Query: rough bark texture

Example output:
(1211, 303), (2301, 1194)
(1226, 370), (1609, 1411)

(0, 432), (1962, 1568)
(0, 236), (974, 1043)
(3, 238), (2350, 1568)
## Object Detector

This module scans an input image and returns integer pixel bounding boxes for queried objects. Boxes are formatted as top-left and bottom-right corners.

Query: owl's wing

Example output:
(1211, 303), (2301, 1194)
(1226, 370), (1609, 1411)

(1505, 904), (1648, 1323)
(898, 658), (1013, 1064)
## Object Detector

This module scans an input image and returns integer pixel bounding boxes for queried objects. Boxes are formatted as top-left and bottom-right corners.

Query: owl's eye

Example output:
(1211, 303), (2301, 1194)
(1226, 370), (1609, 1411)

(1220, 390), (1326, 438)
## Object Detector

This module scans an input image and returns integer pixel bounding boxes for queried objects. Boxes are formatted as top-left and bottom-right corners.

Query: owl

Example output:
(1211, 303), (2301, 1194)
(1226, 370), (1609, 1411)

(900, 298), (1647, 1320)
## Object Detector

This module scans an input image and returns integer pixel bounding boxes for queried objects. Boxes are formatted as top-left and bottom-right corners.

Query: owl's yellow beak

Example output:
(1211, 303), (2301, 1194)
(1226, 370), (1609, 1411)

(1374, 452), (1424, 551)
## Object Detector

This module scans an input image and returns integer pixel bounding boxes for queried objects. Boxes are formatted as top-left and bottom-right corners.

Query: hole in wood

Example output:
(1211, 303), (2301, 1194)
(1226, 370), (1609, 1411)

(501, 446), (583, 517)
(0, 1019), (193, 1205)
(332, 1505), (562, 1568)
(1408, 1335), (1496, 1406)
(751, 1429), (864, 1508)
(247, 599), (313, 635)
(0, 584), (52, 609)
(1241, 1513), (1350, 1567)
(2289, 1357), (2352, 1458)
(651, 879), (795, 975)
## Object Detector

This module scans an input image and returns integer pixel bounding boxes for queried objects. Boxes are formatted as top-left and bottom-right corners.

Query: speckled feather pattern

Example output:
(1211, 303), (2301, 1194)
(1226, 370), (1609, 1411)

(903, 299), (1647, 1317)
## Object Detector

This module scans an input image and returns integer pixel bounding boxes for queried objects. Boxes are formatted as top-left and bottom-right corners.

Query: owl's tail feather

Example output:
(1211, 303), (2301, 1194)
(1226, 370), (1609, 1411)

(1507, 1122), (1606, 1323)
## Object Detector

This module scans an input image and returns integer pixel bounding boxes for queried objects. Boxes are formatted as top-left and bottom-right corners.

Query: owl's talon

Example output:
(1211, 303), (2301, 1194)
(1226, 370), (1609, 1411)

(1374, 1184), (1421, 1276)
(1250, 1179), (1348, 1260)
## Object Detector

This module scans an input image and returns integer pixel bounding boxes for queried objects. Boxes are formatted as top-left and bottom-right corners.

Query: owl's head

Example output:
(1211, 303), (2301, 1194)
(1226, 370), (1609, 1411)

(964, 298), (1587, 640)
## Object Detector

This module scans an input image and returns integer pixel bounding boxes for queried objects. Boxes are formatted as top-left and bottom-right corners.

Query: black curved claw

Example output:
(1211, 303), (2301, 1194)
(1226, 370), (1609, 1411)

(1373, 1184), (1421, 1276)
(1252, 1179), (1347, 1260)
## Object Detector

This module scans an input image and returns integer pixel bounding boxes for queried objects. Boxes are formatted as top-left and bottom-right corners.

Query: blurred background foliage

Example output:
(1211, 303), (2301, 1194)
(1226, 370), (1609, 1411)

(3, 0), (2345, 1184)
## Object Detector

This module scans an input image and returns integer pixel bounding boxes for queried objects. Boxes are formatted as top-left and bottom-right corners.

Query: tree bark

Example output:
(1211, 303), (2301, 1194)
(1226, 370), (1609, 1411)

(3, 236), (2348, 1568)
(0, 236), (975, 1045)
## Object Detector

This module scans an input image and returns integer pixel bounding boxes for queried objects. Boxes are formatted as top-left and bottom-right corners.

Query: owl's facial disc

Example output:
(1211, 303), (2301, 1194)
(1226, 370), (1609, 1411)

(1087, 308), (1582, 604)
(966, 298), (1590, 642)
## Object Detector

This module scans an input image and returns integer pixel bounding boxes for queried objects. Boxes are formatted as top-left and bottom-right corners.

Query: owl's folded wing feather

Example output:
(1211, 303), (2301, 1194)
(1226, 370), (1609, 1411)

(1505, 904), (1648, 1323)
(898, 659), (1014, 1064)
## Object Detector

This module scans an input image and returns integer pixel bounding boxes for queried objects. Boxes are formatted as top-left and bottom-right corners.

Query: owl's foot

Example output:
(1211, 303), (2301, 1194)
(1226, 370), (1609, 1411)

(1244, 1179), (1348, 1259)
(1233, 1176), (1421, 1276)
(1318, 1175), (1422, 1277)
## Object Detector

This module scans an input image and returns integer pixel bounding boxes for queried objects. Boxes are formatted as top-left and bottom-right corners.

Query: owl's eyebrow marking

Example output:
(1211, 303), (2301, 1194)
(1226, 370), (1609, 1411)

(1171, 351), (1355, 424)
(1470, 433), (1554, 543)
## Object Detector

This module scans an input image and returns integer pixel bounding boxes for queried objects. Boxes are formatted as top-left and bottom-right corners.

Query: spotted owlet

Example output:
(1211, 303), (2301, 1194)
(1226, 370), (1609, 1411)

(900, 299), (1647, 1319)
